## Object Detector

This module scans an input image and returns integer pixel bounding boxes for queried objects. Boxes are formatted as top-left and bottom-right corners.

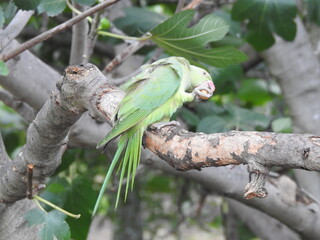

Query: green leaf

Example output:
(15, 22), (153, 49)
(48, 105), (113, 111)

(226, 105), (270, 130)
(24, 209), (71, 240)
(178, 107), (200, 127)
(64, 176), (96, 240)
(272, 117), (292, 133)
(38, 0), (66, 16)
(237, 79), (273, 106)
(24, 209), (46, 226)
(40, 175), (95, 240)
(114, 7), (166, 36)
(4, 1), (17, 20)
(0, 7), (4, 28)
(145, 175), (172, 193)
(150, 10), (247, 67)
(306, 0), (320, 25)
(232, 0), (297, 51)
(197, 115), (231, 133)
(74, 0), (97, 6)
(0, 61), (9, 76)
(213, 64), (243, 94)
(13, 0), (41, 10)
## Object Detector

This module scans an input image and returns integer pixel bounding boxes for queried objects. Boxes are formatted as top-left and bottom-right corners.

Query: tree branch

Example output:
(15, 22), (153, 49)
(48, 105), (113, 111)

(0, 10), (34, 51)
(227, 198), (301, 240)
(0, 132), (10, 165)
(145, 126), (320, 199)
(0, 0), (121, 62)
(103, 40), (151, 73)
(0, 88), (36, 122)
(69, 2), (89, 64)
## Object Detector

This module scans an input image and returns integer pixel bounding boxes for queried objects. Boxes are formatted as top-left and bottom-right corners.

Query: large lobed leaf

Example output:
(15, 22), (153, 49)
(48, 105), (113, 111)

(232, 0), (297, 51)
(114, 7), (166, 36)
(150, 10), (247, 67)
(37, 0), (66, 17)
(24, 209), (71, 240)
(13, 0), (41, 10)
(39, 175), (96, 240)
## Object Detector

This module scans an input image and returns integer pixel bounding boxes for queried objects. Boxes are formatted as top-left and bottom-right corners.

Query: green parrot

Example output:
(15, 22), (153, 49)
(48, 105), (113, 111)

(93, 57), (215, 215)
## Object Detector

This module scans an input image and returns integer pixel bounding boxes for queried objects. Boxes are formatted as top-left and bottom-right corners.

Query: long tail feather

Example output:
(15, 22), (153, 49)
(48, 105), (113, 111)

(92, 138), (126, 216)
(115, 129), (143, 208)
(131, 130), (142, 190)
(93, 129), (144, 214)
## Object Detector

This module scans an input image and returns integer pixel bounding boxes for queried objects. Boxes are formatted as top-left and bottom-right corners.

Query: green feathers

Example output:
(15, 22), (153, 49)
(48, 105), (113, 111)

(93, 57), (214, 215)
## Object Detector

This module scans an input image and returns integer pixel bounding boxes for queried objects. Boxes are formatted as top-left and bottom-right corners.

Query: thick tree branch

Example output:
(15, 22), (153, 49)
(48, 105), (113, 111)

(0, 64), (120, 203)
(145, 126), (320, 199)
(0, 10), (34, 51)
(0, 200), (40, 240)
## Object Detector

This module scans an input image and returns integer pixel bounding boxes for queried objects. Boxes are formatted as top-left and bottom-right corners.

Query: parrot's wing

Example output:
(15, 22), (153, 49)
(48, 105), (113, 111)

(97, 58), (187, 148)
(96, 109), (151, 149)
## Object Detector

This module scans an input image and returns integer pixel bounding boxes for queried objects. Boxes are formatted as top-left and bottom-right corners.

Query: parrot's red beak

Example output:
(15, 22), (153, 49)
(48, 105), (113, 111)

(197, 81), (215, 100)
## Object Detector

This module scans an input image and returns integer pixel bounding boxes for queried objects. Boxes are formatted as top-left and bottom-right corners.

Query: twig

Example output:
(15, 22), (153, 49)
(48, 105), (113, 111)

(85, 12), (101, 60)
(26, 164), (34, 199)
(182, 0), (203, 10)
(175, 0), (186, 13)
(103, 40), (152, 73)
(0, 10), (34, 51)
(0, 0), (121, 62)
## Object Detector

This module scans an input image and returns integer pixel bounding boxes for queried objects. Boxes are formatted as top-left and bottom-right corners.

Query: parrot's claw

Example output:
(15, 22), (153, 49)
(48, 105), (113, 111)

(149, 121), (181, 131)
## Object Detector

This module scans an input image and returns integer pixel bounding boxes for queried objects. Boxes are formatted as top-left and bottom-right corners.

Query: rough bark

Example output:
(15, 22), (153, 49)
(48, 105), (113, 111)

(0, 200), (40, 240)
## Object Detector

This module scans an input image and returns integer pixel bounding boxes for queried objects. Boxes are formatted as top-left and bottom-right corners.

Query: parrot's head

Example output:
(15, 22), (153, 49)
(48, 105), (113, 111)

(189, 65), (215, 100)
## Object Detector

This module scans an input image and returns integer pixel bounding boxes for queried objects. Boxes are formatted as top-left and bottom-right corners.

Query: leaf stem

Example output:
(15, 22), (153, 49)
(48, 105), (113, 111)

(33, 195), (81, 219)
(97, 31), (151, 41)
(66, 0), (93, 23)
(34, 197), (46, 212)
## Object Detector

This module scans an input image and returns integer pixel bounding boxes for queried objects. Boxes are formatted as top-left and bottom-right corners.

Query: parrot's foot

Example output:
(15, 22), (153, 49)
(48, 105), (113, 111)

(193, 81), (215, 100)
(149, 121), (181, 131)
